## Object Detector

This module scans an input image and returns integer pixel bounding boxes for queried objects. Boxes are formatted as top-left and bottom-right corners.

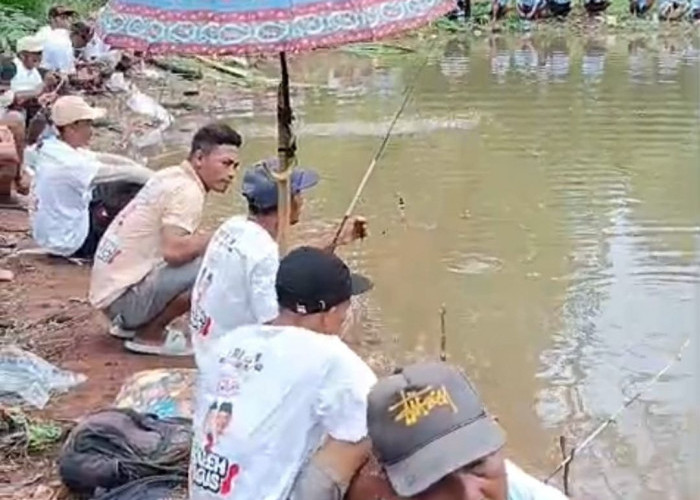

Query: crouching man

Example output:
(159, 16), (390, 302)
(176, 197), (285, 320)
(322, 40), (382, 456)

(190, 246), (377, 499)
(365, 362), (569, 500)
(89, 122), (242, 356)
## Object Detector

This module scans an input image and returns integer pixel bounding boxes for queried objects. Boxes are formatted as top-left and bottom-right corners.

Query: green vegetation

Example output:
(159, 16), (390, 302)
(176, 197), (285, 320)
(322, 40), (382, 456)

(0, 0), (105, 51)
(0, 407), (65, 456)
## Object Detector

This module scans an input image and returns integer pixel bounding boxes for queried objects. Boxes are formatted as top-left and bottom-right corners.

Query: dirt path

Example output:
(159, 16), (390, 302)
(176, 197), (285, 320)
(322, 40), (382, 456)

(0, 208), (193, 422)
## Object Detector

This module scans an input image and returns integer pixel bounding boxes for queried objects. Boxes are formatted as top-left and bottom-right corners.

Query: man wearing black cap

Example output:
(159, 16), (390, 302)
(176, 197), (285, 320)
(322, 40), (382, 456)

(366, 362), (568, 500)
(190, 246), (377, 500)
(190, 158), (366, 363)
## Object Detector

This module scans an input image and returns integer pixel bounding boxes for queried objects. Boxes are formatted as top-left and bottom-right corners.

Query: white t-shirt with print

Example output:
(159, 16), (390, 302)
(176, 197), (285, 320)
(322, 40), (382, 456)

(41, 28), (75, 74)
(30, 137), (99, 256)
(189, 324), (377, 500)
(190, 216), (279, 364)
(506, 461), (568, 500)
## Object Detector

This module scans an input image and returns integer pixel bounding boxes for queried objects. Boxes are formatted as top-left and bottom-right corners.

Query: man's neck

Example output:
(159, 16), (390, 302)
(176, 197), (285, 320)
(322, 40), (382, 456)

(249, 213), (278, 240)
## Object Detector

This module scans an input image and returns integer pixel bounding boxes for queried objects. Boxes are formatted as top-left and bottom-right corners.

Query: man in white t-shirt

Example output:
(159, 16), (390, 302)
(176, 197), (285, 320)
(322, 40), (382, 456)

(31, 95), (105, 257)
(190, 246), (377, 500)
(190, 158), (367, 362)
(364, 362), (569, 500)
(11, 35), (45, 95)
(40, 6), (77, 75)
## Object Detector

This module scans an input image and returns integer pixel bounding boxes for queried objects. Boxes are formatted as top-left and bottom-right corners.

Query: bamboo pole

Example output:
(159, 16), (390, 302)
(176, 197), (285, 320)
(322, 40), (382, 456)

(275, 51), (295, 254)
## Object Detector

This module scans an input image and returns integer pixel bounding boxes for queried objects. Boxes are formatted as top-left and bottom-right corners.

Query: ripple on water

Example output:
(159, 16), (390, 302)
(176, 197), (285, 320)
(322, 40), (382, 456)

(443, 252), (503, 275)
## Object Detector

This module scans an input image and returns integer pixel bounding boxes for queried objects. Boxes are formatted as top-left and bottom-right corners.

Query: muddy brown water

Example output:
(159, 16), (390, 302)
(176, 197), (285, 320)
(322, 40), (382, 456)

(145, 32), (699, 500)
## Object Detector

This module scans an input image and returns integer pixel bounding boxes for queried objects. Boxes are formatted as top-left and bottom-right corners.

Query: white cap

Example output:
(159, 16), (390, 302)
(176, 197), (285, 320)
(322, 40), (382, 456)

(16, 35), (44, 53)
(51, 95), (106, 127)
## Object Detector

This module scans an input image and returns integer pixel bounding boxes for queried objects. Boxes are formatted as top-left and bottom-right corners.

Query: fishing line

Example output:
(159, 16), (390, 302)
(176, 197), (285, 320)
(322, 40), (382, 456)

(329, 39), (438, 250)
(544, 336), (691, 485)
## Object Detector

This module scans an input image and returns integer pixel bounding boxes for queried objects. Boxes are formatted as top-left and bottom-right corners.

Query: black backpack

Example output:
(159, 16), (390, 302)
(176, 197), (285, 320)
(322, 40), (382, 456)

(58, 408), (191, 497)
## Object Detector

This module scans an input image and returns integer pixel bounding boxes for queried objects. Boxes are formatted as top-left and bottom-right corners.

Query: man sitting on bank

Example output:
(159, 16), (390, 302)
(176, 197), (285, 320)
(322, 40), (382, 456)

(89, 122), (242, 357)
(190, 158), (367, 362)
(365, 362), (568, 500)
(190, 246), (377, 500)
(30, 95), (150, 258)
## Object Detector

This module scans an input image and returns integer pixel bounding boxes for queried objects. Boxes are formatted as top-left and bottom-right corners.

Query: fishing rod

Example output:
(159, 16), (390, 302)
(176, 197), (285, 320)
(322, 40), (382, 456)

(329, 42), (436, 251)
(544, 336), (691, 488)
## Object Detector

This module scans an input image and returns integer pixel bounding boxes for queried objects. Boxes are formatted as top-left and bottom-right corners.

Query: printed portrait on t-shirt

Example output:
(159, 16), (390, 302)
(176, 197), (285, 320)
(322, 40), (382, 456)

(195, 400), (240, 495)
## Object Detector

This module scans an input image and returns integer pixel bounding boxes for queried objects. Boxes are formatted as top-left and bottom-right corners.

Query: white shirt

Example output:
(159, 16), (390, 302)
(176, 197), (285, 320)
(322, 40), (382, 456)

(506, 461), (569, 500)
(82, 34), (112, 62)
(31, 137), (99, 256)
(0, 90), (13, 114)
(41, 29), (75, 74)
(10, 58), (43, 93)
(191, 216), (279, 364)
(189, 324), (377, 500)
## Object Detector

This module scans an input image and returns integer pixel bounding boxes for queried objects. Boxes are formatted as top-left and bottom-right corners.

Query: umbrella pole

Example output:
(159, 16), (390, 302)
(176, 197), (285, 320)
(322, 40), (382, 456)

(276, 51), (295, 255)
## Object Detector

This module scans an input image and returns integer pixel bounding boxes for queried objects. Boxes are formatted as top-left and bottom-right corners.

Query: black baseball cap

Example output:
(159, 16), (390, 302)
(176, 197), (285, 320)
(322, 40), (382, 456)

(368, 362), (506, 497)
(276, 246), (373, 315)
(241, 158), (319, 211)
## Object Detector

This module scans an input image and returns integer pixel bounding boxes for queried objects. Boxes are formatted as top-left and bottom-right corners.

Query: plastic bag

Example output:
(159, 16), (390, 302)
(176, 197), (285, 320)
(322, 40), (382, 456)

(0, 346), (87, 409)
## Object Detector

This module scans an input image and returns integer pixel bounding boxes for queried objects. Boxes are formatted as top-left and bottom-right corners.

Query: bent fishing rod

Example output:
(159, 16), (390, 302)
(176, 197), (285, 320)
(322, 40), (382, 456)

(328, 41), (436, 251)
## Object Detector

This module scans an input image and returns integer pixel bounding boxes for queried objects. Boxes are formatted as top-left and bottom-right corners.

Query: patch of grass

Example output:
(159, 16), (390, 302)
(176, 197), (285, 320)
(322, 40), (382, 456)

(0, 0), (106, 51)
(0, 407), (66, 456)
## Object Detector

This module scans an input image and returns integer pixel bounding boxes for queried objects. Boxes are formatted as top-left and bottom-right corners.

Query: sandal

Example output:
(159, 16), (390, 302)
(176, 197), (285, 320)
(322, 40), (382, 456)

(108, 322), (136, 339)
(123, 328), (193, 357)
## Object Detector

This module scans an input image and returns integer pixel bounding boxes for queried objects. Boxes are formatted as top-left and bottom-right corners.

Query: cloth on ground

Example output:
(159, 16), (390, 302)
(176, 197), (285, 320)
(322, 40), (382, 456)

(58, 408), (191, 496)
(114, 368), (196, 420)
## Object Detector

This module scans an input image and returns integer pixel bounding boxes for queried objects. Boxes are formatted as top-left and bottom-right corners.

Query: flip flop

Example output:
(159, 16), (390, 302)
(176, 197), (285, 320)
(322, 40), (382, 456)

(109, 322), (136, 339)
(123, 328), (193, 357)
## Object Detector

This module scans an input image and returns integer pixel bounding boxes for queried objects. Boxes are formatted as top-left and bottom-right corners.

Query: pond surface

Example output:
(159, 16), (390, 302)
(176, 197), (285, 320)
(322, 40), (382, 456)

(161, 31), (699, 500)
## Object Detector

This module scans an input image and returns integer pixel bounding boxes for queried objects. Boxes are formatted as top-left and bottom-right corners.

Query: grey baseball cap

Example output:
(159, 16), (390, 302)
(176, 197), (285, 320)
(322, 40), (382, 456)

(367, 362), (506, 497)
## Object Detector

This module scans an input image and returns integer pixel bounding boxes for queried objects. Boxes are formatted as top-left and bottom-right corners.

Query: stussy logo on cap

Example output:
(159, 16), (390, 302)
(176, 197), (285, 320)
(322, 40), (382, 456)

(389, 385), (458, 426)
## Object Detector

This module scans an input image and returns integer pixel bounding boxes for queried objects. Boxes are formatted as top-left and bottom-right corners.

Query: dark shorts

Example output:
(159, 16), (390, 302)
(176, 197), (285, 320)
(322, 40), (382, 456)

(106, 257), (202, 330)
(72, 181), (144, 259)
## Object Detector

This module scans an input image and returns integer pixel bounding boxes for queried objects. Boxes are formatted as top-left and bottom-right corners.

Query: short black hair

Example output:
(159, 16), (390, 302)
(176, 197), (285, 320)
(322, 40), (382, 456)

(218, 402), (233, 414)
(0, 56), (17, 84)
(71, 21), (92, 40)
(247, 201), (277, 216)
(189, 122), (242, 157)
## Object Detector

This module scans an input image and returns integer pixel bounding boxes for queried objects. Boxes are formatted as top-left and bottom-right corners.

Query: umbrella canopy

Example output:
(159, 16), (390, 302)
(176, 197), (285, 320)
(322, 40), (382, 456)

(97, 0), (454, 56)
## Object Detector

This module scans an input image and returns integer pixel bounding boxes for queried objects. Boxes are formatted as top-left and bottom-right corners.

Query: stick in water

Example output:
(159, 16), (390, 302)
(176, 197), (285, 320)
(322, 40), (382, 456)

(439, 305), (447, 362)
(545, 336), (691, 484)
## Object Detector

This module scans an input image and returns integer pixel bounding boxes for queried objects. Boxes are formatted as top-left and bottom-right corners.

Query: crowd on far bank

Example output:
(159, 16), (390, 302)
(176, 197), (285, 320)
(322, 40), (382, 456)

(448, 0), (700, 22)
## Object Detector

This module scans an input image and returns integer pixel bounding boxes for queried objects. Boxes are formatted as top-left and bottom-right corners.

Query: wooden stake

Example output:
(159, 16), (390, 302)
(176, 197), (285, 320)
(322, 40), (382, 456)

(559, 435), (571, 496)
(439, 305), (447, 362)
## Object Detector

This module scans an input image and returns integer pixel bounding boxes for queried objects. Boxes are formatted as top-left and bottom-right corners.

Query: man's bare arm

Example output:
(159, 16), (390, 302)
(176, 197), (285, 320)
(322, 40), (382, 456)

(290, 437), (371, 500)
(161, 226), (211, 266)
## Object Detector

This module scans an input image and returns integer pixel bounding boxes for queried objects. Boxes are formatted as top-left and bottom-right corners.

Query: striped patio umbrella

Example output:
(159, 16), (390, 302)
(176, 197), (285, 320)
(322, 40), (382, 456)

(97, 0), (454, 250)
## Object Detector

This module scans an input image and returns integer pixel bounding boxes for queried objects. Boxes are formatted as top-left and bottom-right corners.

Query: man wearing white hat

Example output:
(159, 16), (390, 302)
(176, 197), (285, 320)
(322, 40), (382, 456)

(12, 35), (45, 95)
(31, 95), (106, 258)
(31, 95), (152, 259)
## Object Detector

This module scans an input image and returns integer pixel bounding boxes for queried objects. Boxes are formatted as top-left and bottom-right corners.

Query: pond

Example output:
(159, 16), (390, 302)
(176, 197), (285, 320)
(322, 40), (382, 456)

(159, 31), (698, 500)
